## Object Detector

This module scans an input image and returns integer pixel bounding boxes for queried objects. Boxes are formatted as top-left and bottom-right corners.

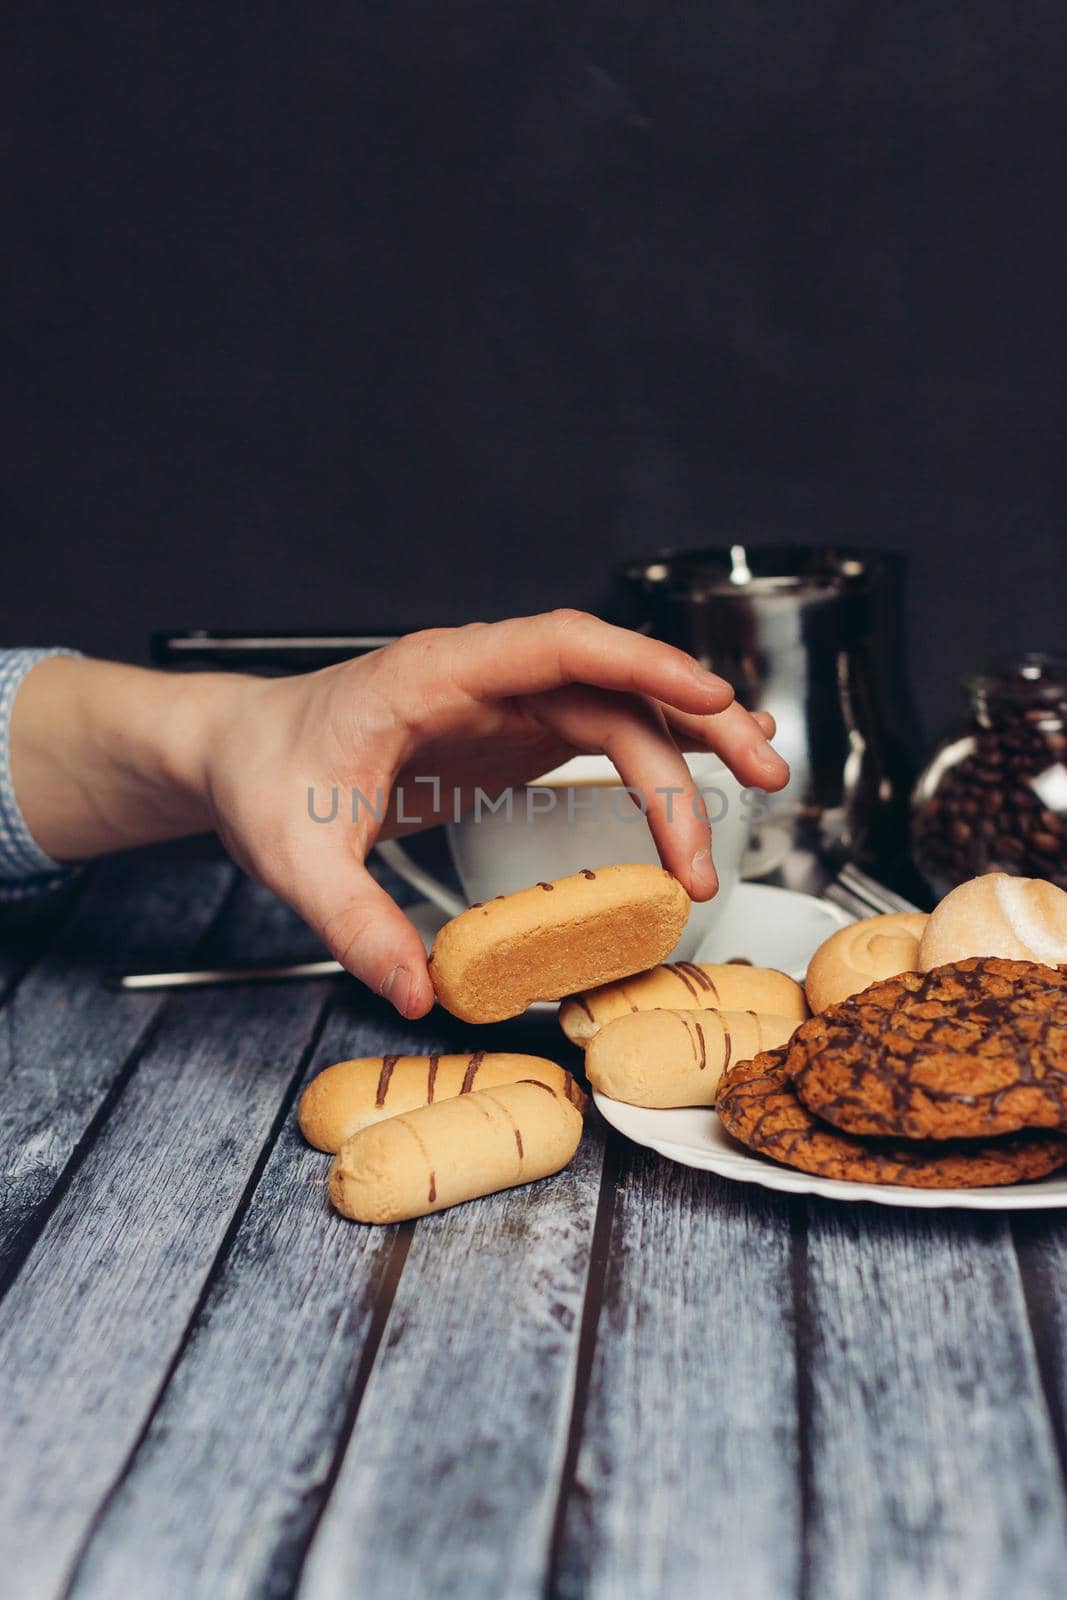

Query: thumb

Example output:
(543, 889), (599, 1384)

(296, 850), (436, 1019)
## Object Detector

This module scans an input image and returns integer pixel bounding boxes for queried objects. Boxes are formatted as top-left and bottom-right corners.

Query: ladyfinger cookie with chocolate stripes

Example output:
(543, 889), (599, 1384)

(299, 1052), (587, 1152)
(585, 1008), (802, 1108)
(327, 1079), (585, 1223)
(559, 961), (807, 1047)
(429, 864), (690, 1023)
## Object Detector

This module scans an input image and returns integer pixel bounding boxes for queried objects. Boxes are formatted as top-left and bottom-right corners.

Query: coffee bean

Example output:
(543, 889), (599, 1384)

(913, 676), (1067, 891)
(1030, 829), (1062, 854)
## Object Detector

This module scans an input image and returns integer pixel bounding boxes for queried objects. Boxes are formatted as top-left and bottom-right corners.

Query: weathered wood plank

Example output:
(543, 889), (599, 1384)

(0, 874), (333, 1598)
(298, 1112), (605, 1600)
(552, 1141), (802, 1600)
(69, 1002), (592, 1600)
(67, 993), (458, 1600)
(803, 1201), (1067, 1600)
(1010, 1213), (1067, 1489)
(0, 851), (236, 1281)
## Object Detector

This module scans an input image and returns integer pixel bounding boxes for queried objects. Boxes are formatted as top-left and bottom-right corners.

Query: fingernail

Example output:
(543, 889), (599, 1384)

(690, 846), (718, 897)
(691, 660), (731, 695)
(380, 964), (412, 1015)
(756, 738), (788, 772)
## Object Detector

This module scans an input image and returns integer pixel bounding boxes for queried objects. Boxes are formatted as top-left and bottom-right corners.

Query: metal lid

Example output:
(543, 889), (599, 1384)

(620, 544), (884, 605)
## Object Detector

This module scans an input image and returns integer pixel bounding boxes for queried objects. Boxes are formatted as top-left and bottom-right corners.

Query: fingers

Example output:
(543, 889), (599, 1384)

(525, 685), (719, 900)
(290, 843), (435, 1018)
(447, 611), (737, 717)
(661, 701), (790, 791)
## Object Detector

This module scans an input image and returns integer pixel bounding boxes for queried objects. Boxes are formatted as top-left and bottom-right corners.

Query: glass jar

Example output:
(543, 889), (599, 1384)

(912, 654), (1067, 897)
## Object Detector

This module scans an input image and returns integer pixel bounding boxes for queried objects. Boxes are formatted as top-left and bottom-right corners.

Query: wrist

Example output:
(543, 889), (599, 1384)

(162, 668), (262, 825)
(10, 658), (258, 860)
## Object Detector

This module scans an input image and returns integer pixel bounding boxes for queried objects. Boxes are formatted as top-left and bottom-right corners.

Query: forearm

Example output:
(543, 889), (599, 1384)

(9, 656), (252, 861)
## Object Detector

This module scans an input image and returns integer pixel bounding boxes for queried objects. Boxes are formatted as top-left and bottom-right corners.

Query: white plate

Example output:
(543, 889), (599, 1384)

(593, 1096), (1067, 1210)
(593, 883), (1067, 1211)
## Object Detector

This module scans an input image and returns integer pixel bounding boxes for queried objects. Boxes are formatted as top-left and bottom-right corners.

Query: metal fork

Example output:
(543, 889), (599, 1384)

(824, 862), (921, 921)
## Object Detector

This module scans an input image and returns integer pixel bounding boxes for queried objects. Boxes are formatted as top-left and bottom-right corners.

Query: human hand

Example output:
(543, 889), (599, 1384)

(200, 612), (787, 1018)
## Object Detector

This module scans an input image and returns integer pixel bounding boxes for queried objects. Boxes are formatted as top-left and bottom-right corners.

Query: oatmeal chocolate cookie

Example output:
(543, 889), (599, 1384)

(716, 1047), (1067, 1188)
(787, 957), (1067, 1140)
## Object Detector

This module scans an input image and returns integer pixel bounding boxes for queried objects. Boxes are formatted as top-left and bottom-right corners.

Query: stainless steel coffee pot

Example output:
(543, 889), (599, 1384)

(619, 545), (916, 891)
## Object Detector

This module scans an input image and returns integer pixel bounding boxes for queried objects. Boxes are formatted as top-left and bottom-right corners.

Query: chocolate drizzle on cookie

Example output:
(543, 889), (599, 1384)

(666, 962), (700, 999)
(485, 1092), (526, 1163)
(667, 961), (718, 1001)
(399, 1116), (438, 1204)
(787, 957), (1067, 1140)
(460, 1051), (487, 1094)
(375, 1054), (399, 1107)
(717, 1045), (1067, 1189)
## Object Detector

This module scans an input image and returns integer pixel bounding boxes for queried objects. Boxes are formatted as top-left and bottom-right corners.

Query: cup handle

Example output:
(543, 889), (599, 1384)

(374, 840), (467, 920)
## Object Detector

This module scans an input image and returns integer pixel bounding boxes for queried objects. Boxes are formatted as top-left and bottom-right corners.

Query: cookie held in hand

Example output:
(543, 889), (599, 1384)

(429, 864), (690, 1024)
(716, 1046), (1067, 1189)
(787, 958), (1067, 1141)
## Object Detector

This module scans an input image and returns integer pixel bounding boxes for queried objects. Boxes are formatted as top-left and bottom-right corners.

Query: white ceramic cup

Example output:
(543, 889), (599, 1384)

(382, 753), (753, 961)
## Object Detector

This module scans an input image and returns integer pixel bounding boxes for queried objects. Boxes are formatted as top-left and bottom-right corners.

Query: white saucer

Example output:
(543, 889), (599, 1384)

(593, 883), (1067, 1211)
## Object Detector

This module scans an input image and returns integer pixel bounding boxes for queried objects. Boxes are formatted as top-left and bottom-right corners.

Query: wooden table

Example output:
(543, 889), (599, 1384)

(2, 849), (1067, 1600)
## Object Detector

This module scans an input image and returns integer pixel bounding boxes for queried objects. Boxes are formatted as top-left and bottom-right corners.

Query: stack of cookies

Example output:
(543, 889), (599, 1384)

(302, 864), (697, 1223)
(718, 873), (1067, 1189)
(717, 958), (1067, 1188)
(304, 863), (1067, 1217)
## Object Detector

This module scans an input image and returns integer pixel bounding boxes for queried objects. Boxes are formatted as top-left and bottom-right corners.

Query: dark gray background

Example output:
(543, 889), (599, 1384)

(3, 3), (1065, 744)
